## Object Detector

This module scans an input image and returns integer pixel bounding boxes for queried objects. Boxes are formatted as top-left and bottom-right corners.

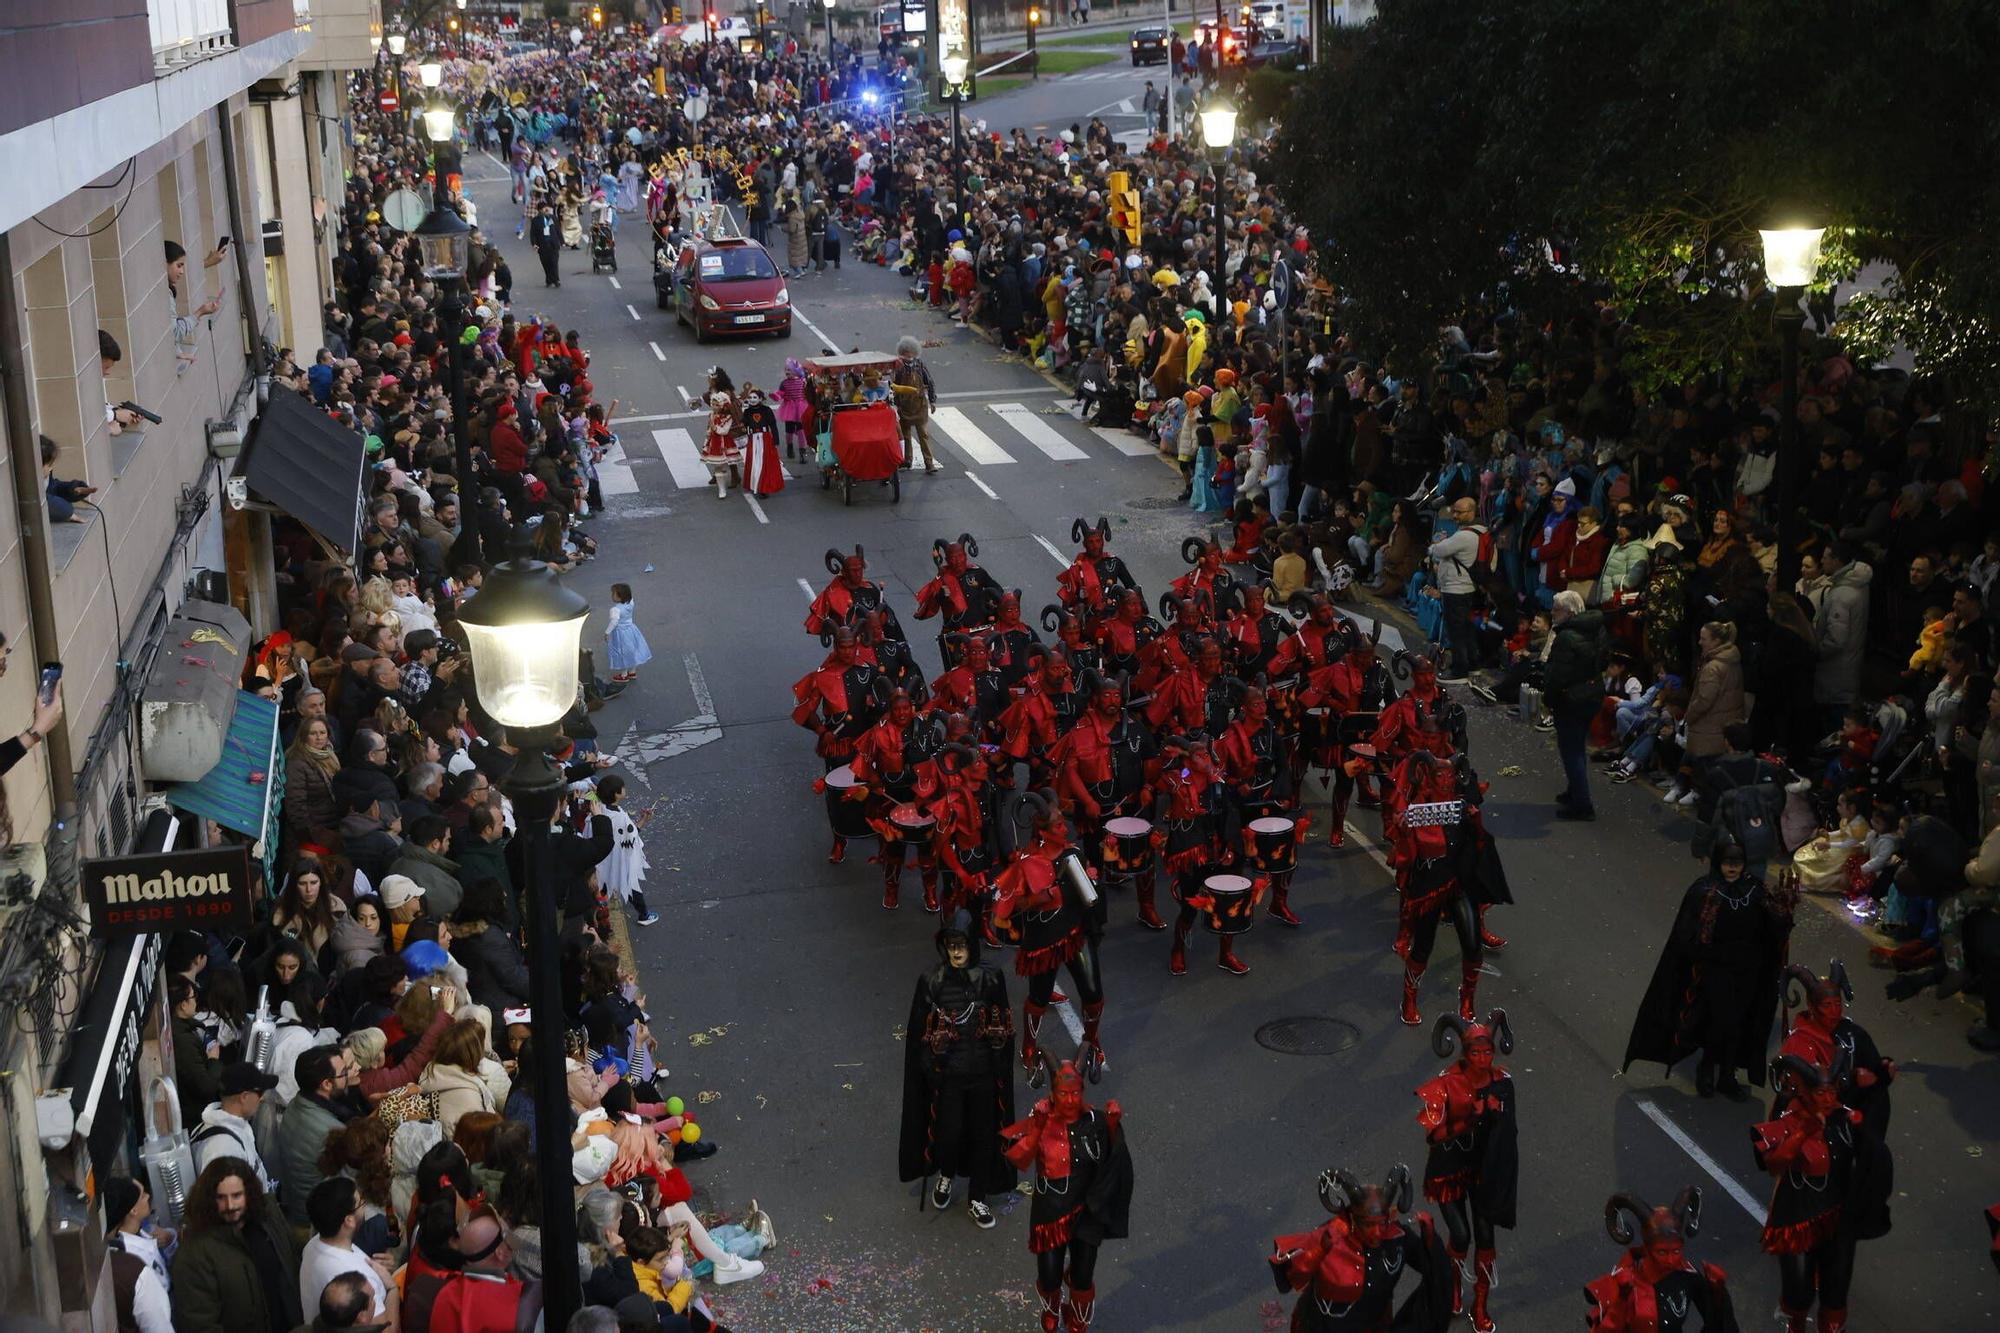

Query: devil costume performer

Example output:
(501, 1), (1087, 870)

(1624, 839), (1792, 1101)
(805, 546), (906, 641)
(899, 911), (1017, 1229)
(849, 688), (944, 911)
(1294, 618), (1382, 846)
(1385, 750), (1509, 1025)
(1094, 589), (1165, 685)
(1000, 1057), (1135, 1333)
(998, 644), (1075, 788)
(1220, 581), (1292, 679)
(1584, 1188), (1739, 1332)
(928, 633), (1009, 737)
(1145, 636), (1237, 738)
(1155, 734), (1264, 976)
(1057, 672), (1165, 930)
(1751, 1054), (1893, 1333)
(1776, 959), (1895, 1140)
(1056, 517), (1140, 626)
(931, 742), (1003, 930)
(992, 792), (1108, 1075)
(1217, 684), (1309, 927)
(916, 534), (1005, 658)
(1415, 1013), (1518, 1331)
(795, 627), (887, 863)
(1268, 1164), (1455, 1333)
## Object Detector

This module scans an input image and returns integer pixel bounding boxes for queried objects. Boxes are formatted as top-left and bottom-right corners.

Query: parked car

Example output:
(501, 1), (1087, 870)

(659, 234), (792, 342)
(1130, 25), (1169, 65)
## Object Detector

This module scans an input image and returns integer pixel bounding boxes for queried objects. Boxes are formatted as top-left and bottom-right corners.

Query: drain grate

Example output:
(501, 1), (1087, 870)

(1255, 1016), (1362, 1056)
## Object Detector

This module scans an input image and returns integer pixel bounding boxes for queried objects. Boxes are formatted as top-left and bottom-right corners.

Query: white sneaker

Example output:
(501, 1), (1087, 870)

(1675, 789), (1699, 807)
(711, 1254), (765, 1285)
(1660, 785), (1686, 805)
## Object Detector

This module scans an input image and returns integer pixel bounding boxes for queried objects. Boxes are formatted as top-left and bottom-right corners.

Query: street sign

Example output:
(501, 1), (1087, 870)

(378, 91), (399, 112)
(380, 188), (429, 232)
(1271, 253), (1294, 309)
(683, 92), (709, 124)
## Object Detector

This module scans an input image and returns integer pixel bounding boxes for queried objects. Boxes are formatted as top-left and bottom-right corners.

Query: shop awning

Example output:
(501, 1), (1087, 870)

(163, 690), (286, 874)
(60, 808), (180, 1173)
(244, 390), (368, 553)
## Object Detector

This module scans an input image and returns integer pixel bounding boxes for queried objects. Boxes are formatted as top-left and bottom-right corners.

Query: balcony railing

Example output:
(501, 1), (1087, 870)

(149, 0), (236, 68)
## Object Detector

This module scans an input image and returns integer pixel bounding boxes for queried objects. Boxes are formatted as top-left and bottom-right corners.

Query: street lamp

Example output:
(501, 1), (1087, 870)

(1201, 92), (1236, 321)
(822, 0), (836, 60)
(1759, 222), (1826, 591)
(456, 559), (590, 1332)
(386, 32), (406, 55)
(419, 59), (443, 89)
(941, 52), (970, 228)
(413, 147), (481, 572)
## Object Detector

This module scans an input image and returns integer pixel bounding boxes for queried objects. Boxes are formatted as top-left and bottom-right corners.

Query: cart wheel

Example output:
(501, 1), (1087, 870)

(891, 471), (900, 504)
(843, 475), (854, 506)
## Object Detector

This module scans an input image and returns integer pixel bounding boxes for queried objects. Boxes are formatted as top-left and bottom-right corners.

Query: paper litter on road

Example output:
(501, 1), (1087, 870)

(687, 1023), (733, 1046)
(1496, 765), (1525, 777)
(697, 1089), (722, 1104)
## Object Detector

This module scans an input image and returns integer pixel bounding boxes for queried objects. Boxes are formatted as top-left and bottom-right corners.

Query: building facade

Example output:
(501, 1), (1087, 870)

(0, 0), (376, 1323)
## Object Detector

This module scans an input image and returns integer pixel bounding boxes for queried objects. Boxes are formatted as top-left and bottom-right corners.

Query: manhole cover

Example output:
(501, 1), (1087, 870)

(1124, 495), (1186, 511)
(1255, 1016), (1362, 1056)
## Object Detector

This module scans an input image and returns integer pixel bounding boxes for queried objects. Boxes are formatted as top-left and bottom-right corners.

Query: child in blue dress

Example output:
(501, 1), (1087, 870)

(606, 582), (653, 683)
(1189, 424), (1222, 513)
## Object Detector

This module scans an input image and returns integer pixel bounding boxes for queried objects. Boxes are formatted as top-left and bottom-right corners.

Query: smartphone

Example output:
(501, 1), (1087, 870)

(36, 663), (60, 706)
(217, 235), (232, 249)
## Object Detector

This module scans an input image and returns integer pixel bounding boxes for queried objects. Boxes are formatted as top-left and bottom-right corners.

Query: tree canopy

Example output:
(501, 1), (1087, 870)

(1273, 0), (2000, 404)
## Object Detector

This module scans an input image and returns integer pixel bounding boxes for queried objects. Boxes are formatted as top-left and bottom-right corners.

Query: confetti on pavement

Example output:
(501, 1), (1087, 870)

(697, 1089), (722, 1104)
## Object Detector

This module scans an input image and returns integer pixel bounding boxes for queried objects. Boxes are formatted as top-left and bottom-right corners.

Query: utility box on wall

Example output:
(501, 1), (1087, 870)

(136, 600), (252, 783)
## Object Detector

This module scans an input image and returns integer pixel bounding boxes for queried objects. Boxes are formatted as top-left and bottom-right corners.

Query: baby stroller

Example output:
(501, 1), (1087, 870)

(590, 221), (617, 274)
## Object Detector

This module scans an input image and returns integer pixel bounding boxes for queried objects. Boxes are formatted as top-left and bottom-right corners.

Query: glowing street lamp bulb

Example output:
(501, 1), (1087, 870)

(386, 32), (406, 55)
(940, 53), (969, 85)
(1200, 99), (1238, 150)
(1760, 225), (1826, 289)
(418, 60), (443, 88)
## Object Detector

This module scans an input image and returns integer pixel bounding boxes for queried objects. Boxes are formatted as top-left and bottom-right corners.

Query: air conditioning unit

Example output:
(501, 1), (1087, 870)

(205, 394), (255, 460)
(261, 217), (285, 258)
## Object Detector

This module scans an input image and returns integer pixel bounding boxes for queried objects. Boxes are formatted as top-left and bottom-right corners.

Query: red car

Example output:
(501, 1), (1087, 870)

(662, 235), (792, 342)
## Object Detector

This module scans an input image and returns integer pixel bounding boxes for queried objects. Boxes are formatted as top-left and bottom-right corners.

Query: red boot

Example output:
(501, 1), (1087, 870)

(1169, 919), (1189, 975)
(1218, 936), (1250, 975)
(1037, 1284), (1064, 1333)
(1477, 906), (1507, 952)
(828, 835), (846, 864)
(880, 847), (902, 910)
(1400, 964), (1425, 1026)
(1471, 1249), (1497, 1333)
(1459, 958), (1482, 1022)
(920, 862), (941, 914)
(1063, 1285), (1096, 1332)
(1446, 1249), (1467, 1318)
(1020, 1002), (1048, 1073)
(1268, 878), (1303, 926)
(1778, 1306), (1810, 1333)
(1135, 877), (1166, 930)
(1080, 1000), (1108, 1074)
(1392, 901), (1414, 959)
(1817, 1309), (1846, 1333)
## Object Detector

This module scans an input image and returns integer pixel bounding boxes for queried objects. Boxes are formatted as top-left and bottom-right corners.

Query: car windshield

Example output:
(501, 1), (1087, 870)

(697, 247), (779, 282)
(1135, 28), (1165, 38)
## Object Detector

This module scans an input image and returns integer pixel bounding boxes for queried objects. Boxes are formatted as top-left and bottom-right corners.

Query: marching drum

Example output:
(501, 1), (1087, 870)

(1203, 874), (1256, 935)
(823, 765), (875, 839)
(1101, 816), (1156, 878)
(1245, 816), (1300, 874)
(889, 803), (936, 846)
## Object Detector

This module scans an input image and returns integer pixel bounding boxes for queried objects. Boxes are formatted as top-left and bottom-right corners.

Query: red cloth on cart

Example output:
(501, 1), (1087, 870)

(832, 403), (904, 480)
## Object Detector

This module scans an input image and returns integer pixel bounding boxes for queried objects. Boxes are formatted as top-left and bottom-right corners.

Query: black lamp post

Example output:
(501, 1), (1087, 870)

(1200, 93), (1237, 322)
(455, 558), (591, 1331)
(386, 32), (407, 107)
(1759, 223), (1826, 592)
(941, 52), (970, 229)
(413, 124), (481, 569)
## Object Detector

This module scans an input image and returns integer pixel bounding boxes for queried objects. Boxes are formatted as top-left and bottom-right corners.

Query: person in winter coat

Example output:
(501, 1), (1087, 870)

(420, 1019), (498, 1136)
(1594, 514), (1650, 609)
(1529, 476), (1578, 605)
(1545, 591), (1607, 820)
(347, 992), (455, 1102)
(1813, 542), (1874, 713)
(331, 730), (401, 821)
(169, 1158), (302, 1333)
(783, 196), (809, 277)
(1680, 621), (1747, 761)
(450, 880), (532, 1011)
(387, 815), (464, 921)
(1562, 505), (1611, 597)
(488, 401), (529, 476)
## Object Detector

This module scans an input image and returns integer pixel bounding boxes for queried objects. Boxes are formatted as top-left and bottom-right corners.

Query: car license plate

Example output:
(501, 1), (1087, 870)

(733, 314), (763, 324)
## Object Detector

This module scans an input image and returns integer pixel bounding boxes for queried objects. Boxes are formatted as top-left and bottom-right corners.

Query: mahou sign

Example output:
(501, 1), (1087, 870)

(82, 845), (254, 936)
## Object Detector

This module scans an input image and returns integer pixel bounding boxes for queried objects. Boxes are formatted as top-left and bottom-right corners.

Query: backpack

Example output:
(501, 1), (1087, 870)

(1703, 780), (1784, 863)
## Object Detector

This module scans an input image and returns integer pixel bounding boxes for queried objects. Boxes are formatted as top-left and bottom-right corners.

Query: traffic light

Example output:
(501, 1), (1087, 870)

(1108, 171), (1141, 247)
(669, 5), (683, 21)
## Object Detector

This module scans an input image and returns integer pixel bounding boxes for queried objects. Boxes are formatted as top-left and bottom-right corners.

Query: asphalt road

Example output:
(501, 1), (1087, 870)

(459, 109), (2000, 1332)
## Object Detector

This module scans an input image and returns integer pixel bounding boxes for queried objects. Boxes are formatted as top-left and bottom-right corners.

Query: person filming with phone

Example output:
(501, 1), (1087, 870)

(0, 634), (64, 812)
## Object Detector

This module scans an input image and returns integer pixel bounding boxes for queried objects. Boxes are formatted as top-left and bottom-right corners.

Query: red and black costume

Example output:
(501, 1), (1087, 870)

(805, 546), (905, 641)
(1000, 1059), (1135, 1333)
(1624, 840), (1793, 1101)
(988, 592), (1042, 690)
(916, 534), (1004, 661)
(1153, 735), (1262, 976)
(999, 644), (1073, 788)
(1056, 517), (1139, 632)
(1269, 595), (1352, 680)
(849, 689), (944, 911)
(1169, 537), (1230, 611)
(1751, 1055), (1894, 1333)
(1056, 674), (1164, 930)
(927, 633), (1009, 740)
(1216, 686), (1307, 927)
(794, 627), (886, 862)
(929, 742), (1003, 931)
(991, 794), (1107, 1075)
(1384, 751), (1507, 1026)
(1268, 1165), (1455, 1333)
(899, 912), (1016, 1230)
(1585, 1188), (1740, 1332)
(1415, 1013), (1519, 1332)
(1221, 582), (1290, 679)
(1776, 960), (1894, 1140)
(1145, 637), (1236, 739)
(1093, 590), (1164, 686)
(1293, 623), (1379, 844)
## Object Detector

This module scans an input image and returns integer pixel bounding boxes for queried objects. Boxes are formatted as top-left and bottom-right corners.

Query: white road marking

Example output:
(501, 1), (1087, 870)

(650, 341), (667, 362)
(790, 305), (840, 351)
(1114, 97), (1135, 113)
(1091, 425), (1157, 458)
(744, 493), (770, 524)
(677, 385), (695, 410)
(613, 653), (723, 773)
(608, 275), (622, 290)
(1032, 534), (1069, 568)
(651, 427), (712, 489)
(937, 385), (1062, 400)
(595, 441), (639, 496)
(610, 410), (705, 424)
(626, 303), (642, 321)
(1633, 1096), (1770, 1225)
(965, 470), (999, 500)
(992, 401), (1087, 460)
(797, 577), (817, 600)
(931, 406), (1015, 465)
(1055, 998), (1084, 1044)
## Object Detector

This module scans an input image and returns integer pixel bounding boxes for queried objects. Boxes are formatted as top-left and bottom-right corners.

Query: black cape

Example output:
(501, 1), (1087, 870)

(1073, 1111), (1136, 1246)
(1394, 1213), (1458, 1333)
(896, 966), (1018, 1200)
(1624, 874), (1789, 1084)
(1471, 1077), (1520, 1230)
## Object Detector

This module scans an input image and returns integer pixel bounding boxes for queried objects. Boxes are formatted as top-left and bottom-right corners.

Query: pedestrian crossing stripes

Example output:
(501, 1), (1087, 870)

(992, 401), (1088, 460)
(1065, 68), (1146, 82)
(630, 407), (1158, 489)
